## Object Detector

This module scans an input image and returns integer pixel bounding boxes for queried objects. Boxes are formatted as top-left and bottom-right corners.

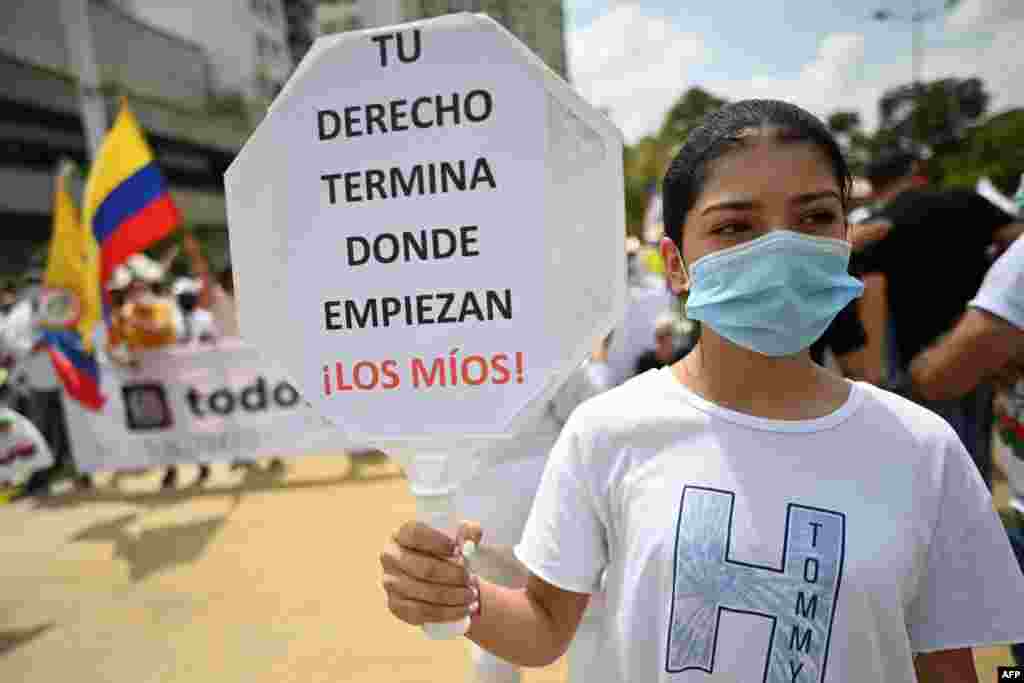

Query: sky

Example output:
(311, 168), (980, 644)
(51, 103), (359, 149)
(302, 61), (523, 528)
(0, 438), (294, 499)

(564, 0), (1024, 143)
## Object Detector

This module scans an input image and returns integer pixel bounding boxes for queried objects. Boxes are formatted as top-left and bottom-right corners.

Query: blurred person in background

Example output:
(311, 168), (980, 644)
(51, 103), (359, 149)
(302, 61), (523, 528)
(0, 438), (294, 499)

(454, 335), (613, 683)
(605, 240), (676, 386)
(172, 276), (215, 485)
(106, 254), (187, 489)
(0, 367), (54, 493)
(173, 277), (217, 346)
(0, 280), (16, 315)
(183, 230), (239, 341)
(634, 313), (696, 375)
(107, 254), (182, 360)
(6, 269), (88, 494)
(858, 149), (1024, 485)
(908, 232), (1024, 664)
(182, 233), (282, 473)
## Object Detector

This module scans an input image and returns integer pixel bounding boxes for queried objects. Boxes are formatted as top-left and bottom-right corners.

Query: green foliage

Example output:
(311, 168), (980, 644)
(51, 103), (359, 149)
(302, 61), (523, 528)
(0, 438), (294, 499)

(827, 111), (861, 135)
(877, 77), (989, 150)
(622, 87), (729, 235)
(938, 109), (1024, 193)
(658, 87), (728, 148)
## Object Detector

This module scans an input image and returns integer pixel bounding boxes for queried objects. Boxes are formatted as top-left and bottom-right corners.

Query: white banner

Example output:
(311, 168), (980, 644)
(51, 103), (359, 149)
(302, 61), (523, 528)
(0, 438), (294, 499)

(64, 340), (346, 472)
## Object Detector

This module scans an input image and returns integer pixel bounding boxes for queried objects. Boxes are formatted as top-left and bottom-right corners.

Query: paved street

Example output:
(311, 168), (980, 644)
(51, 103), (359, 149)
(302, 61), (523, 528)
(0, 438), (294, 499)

(0, 450), (1014, 682)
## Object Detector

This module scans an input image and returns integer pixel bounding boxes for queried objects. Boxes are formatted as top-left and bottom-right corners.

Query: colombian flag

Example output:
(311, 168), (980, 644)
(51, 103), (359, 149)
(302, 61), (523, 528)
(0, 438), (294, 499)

(43, 166), (105, 410)
(84, 100), (180, 293)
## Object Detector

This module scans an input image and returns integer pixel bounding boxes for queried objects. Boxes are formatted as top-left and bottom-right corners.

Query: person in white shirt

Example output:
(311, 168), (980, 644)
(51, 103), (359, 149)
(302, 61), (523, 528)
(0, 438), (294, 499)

(378, 100), (1024, 682)
(0, 367), (54, 489)
(173, 277), (219, 347)
(604, 266), (675, 386)
(2, 273), (88, 493)
(909, 235), (1024, 664)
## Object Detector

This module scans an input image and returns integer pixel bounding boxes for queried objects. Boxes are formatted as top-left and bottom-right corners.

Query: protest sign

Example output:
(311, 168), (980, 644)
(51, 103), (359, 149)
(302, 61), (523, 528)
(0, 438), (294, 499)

(225, 13), (625, 637)
(63, 341), (341, 472)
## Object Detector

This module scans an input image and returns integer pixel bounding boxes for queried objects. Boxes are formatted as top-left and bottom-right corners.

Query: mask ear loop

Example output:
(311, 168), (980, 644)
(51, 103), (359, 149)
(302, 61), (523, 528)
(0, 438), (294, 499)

(670, 241), (706, 389)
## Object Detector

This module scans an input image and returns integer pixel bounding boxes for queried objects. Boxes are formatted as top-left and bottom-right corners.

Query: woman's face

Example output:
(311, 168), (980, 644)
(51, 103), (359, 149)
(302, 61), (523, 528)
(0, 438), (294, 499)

(662, 133), (847, 294)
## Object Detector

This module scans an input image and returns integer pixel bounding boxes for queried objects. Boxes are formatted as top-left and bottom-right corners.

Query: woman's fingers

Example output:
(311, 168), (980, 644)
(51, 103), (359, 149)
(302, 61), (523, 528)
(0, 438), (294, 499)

(382, 564), (477, 607)
(393, 520), (456, 558)
(381, 519), (486, 626)
(385, 593), (476, 626)
(380, 541), (470, 587)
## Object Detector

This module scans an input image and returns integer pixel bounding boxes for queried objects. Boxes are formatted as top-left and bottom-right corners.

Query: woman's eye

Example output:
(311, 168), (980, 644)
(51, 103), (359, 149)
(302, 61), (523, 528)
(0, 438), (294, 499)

(800, 210), (838, 226)
(713, 223), (751, 236)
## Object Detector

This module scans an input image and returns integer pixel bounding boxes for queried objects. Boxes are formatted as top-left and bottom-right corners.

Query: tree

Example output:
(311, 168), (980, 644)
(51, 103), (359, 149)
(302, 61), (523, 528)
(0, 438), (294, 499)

(621, 87), (728, 236)
(827, 111), (861, 135)
(939, 108), (1024, 193)
(658, 87), (728, 147)
(826, 111), (872, 174)
(623, 135), (671, 237)
(877, 77), (989, 151)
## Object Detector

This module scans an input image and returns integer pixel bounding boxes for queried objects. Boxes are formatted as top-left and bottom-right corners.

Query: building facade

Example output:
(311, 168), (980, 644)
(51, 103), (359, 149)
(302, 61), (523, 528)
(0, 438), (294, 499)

(0, 0), (288, 277)
(316, 0), (567, 79)
(122, 0), (295, 106)
(402, 1), (567, 79)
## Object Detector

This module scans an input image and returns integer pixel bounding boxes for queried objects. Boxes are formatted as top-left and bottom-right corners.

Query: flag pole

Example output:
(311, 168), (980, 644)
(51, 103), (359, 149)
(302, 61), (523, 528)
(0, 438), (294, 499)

(58, 0), (108, 161)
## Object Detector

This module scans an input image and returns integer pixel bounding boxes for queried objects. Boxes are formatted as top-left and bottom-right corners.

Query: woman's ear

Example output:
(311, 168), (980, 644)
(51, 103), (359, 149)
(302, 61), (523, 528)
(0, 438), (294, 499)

(660, 237), (689, 295)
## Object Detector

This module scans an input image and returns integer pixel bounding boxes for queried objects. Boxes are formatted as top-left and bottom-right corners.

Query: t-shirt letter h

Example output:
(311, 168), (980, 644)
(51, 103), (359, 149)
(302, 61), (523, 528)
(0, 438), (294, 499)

(667, 486), (845, 682)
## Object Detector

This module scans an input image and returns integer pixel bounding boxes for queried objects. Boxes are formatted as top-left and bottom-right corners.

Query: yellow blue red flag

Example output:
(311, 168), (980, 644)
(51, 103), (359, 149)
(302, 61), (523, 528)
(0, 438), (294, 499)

(42, 164), (105, 410)
(83, 100), (180, 293)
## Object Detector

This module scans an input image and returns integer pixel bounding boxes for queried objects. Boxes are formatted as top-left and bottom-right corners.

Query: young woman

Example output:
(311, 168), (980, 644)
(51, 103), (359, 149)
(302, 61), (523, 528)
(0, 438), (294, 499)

(379, 100), (1024, 681)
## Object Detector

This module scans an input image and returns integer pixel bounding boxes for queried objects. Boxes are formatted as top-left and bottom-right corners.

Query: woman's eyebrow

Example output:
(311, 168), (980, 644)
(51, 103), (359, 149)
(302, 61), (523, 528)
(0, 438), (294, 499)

(700, 198), (757, 215)
(792, 190), (841, 205)
(700, 190), (841, 216)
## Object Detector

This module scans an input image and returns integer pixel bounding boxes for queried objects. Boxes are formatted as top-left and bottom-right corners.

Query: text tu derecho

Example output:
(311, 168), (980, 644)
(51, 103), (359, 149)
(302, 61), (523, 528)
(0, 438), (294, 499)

(317, 87), (512, 333)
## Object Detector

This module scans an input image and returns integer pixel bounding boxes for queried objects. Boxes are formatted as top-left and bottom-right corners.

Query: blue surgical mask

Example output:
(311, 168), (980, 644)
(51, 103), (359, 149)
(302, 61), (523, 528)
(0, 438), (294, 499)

(684, 230), (864, 357)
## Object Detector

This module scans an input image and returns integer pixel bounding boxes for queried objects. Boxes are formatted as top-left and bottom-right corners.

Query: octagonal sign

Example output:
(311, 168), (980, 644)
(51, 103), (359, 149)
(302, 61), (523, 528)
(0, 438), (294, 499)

(225, 13), (625, 448)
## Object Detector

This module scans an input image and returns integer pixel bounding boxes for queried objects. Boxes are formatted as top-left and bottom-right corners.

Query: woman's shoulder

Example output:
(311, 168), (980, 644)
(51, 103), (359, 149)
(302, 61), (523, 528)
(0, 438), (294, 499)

(852, 381), (963, 450)
(563, 368), (690, 440)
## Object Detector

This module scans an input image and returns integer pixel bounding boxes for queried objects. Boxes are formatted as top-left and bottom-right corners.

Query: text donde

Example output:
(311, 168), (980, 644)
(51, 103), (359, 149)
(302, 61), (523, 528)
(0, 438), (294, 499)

(187, 377), (301, 417)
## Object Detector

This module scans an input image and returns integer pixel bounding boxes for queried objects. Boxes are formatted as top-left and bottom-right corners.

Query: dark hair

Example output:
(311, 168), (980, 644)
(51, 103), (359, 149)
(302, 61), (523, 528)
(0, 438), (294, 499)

(218, 265), (234, 295)
(662, 100), (852, 251)
(865, 149), (919, 191)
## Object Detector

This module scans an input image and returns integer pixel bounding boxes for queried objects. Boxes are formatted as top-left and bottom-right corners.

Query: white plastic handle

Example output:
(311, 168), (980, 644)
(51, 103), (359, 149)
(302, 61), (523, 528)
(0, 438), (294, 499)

(415, 492), (474, 640)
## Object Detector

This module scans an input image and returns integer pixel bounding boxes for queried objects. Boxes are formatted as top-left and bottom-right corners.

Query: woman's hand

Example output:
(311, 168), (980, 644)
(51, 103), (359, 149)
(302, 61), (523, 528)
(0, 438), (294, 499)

(380, 520), (482, 626)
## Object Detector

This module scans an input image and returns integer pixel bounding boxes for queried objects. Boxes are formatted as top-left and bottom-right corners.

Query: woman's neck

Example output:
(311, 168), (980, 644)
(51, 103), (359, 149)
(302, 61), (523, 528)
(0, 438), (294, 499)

(673, 328), (850, 420)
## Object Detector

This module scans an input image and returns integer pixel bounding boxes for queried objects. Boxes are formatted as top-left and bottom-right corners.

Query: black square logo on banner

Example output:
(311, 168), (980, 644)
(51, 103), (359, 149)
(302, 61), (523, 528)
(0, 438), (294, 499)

(122, 383), (173, 431)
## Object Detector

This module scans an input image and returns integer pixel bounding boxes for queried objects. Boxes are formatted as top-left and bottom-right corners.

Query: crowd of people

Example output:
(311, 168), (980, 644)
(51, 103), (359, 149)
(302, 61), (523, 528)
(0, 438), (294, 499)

(384, 100), (1024, 682)
(2, 97), (1023, 680)
(0, 231), (284, 495)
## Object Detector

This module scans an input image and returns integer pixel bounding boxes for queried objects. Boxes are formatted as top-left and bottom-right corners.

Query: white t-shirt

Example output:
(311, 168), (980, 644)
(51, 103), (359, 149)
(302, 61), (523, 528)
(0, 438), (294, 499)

(0, 298), (58, 391)
(178, 309), (219, 346)
(0, 407), (54, 485)
(515, 369), (1024, 682)
(969, 236), (1024, 513)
